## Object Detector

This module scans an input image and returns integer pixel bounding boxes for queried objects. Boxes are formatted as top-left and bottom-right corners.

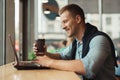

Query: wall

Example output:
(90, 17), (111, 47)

(0, 0), (4, 65)
(5, 0), (15, 63)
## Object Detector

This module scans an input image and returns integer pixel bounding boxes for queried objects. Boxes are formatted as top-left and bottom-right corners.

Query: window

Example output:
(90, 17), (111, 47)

(48, 24), (54, 32)
(106, 17), (111, 25)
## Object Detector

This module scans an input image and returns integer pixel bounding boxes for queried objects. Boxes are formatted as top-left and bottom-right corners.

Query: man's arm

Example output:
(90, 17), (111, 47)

(50, 59), (86, 75)
(33, 43), (85, 75)
(46, 52), (61, 59)
(35, 55), (85, 75)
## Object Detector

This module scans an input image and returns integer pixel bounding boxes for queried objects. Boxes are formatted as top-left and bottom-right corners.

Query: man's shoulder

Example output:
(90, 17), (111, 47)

(90, 35), (110, 45)
(90, 31), (112, 42)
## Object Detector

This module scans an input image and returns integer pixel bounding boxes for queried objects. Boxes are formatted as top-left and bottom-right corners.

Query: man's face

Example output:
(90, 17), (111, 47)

(60, 11), (79, 37)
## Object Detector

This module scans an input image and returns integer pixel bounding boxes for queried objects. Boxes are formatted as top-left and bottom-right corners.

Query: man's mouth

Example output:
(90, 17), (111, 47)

(66, 30), (69, 33)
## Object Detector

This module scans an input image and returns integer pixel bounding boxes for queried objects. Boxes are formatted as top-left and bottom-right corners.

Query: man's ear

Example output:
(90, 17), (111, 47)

(76, 15), (82, 23)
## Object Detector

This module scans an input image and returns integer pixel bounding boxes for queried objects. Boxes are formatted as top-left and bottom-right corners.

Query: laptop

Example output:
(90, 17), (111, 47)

(8, 34), (49, 70)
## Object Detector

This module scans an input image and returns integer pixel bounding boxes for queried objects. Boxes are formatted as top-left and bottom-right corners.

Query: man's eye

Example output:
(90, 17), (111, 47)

(64, 21), (67, 23)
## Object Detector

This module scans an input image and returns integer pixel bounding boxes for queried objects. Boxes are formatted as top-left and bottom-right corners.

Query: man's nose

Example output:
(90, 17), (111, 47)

(62, 24), (66, 30)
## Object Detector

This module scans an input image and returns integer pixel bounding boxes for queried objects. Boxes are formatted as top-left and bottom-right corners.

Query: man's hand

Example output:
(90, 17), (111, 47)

(33, 43), (53, 67)
(33, 43), (46, 56)
(33, 43), (38, 54)
(34, 55), (53, 68)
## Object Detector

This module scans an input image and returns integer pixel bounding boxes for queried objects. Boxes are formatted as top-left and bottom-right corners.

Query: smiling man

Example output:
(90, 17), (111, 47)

(33, 4), (117, 80)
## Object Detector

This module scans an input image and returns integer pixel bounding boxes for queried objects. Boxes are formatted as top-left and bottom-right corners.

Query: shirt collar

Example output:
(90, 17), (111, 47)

(75, 38), (83, 45)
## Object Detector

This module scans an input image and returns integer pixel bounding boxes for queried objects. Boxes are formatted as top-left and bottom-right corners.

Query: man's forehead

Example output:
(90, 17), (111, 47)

(60, 11), (72, 20)
(60, 10), (70, 16)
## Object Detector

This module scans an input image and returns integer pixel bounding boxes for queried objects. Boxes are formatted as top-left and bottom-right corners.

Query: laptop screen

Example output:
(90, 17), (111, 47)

(8, 34), (19, 65)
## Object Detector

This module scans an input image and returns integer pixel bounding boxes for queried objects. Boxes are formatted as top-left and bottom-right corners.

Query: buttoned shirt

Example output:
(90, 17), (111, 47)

(59, 35), (115, 80)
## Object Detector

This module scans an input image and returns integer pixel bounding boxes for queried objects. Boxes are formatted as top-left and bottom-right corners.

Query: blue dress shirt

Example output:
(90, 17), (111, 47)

(59, 35), (115, 80)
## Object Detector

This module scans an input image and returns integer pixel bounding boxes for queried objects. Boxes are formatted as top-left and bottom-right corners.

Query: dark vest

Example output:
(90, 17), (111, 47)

(71, 23), (118, 80)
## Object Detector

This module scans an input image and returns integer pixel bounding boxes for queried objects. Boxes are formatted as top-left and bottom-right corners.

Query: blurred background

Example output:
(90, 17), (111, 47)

(0, 0), (120, 65)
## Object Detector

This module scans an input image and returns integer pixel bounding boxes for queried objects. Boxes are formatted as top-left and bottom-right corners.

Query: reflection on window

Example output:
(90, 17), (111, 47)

(48, 24), (54, 32)
(36, 0), (68, 51)
(14, 0), (20, 56)
(119, 17), (120, 25)
(119, 32), (120, 37)
(102, 14), (120, 39)
(37, 0), (68, 40)
(106, 17), (111, 25)
(107, 31), (112, 37)
(85, 14), (99, 29)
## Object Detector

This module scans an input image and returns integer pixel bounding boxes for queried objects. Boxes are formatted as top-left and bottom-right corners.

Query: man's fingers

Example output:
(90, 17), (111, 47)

(44, 45), (47, 52)
(33, 43), (38, 53)
(33, 46), (37, 51)
(33, 43), (36, 46)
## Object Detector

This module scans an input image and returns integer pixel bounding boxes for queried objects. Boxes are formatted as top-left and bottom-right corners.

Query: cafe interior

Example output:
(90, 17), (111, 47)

(0, 0), (120, 80)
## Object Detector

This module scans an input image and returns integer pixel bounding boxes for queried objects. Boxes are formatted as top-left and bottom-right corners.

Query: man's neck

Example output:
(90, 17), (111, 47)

(75, 23), (86, 42)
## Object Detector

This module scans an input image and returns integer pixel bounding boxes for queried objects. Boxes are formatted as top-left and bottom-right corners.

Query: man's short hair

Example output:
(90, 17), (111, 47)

(59, 4), (85, 20)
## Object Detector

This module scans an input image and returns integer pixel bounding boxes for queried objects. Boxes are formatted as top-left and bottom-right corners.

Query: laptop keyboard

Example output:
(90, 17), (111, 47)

(19, 61), (41, 67)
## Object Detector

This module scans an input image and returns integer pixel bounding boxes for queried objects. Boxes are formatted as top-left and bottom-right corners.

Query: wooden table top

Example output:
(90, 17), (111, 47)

(0, 63), (81, 80)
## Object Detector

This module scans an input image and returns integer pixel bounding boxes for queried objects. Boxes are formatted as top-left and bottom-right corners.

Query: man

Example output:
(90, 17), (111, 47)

(33, 4), (117, 80)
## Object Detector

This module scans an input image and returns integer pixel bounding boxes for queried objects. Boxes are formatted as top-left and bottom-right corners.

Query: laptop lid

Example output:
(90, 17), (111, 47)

(8, 34), (19, 65)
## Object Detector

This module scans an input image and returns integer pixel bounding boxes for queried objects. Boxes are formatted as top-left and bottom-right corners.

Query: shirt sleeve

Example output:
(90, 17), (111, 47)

(59, 44), (73, 60)
(81, 35), (111, 78)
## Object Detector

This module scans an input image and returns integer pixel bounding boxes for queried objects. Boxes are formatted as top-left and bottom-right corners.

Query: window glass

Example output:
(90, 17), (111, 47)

(102, 0), (120, 57)
(37, 0), (68, 51)
(0, 0), (4, 65)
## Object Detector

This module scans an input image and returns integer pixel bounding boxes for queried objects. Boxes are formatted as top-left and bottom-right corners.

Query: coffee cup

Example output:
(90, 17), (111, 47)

(35, 39), (45, 56)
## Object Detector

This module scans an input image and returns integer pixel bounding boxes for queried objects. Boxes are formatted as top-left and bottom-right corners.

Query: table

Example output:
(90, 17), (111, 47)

(0, 63), (81, 80)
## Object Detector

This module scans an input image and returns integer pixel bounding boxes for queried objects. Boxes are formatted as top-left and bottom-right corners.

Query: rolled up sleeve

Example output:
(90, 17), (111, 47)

(59, 44), (72, 60)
